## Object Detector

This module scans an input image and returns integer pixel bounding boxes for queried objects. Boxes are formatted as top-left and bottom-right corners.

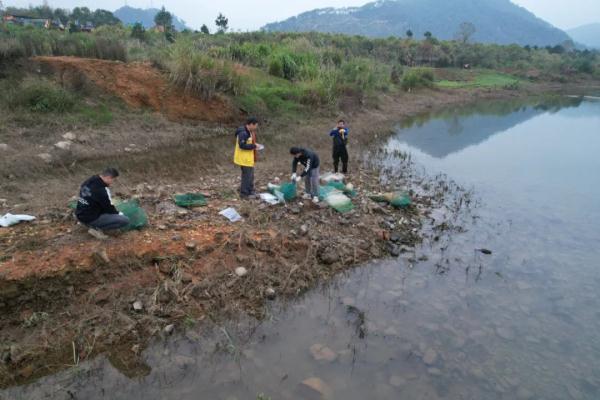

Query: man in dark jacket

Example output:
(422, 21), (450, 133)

(290, 147), (320, 203)
(233, 117), (262, 199)
(76, 167), (129, 239)
(329, 119), (349, 173)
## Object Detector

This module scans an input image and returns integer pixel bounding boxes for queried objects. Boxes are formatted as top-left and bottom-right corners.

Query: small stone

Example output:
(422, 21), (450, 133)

(299, 377), (333, 399)
(185, 242), (197, 250)
(290, 207), (300, 214)
(389, 375), (406, 387)
(62, 132), (76, 141)
(54, 141), (72, 150)
(158, 224), (167, 230)
(423, 348), (438, 366)
(387, 243), (401, 257)
(164, 324), (175, 335)
(181, 273), (193, 283)
(0, 143), (8, 151)
(235, 267), (248, 277)
(132, 300), (143, 312)
(265, 288), (276, 299)
(172, 235), (182, 241)
(309, 344), (337, 362)
(37, 153), (52, 163)
(131, 344), (140, 354)
(427, 368), (442, 376)
(300, 224), (309, 235)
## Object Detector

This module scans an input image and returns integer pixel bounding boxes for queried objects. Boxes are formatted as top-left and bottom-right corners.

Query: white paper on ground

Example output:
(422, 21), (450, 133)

(259, 193), (280, 205)
(256, 144), (265, 151)
(0, 213), (36, 228)
(219, 207), (242, 222)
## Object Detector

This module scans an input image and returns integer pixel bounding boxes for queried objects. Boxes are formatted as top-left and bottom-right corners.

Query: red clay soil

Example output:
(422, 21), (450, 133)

(31, 56), (238, 122)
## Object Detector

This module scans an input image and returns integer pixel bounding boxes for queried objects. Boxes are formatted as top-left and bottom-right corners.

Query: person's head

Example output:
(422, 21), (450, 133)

(99, 167), (119, 186)
(245, 116), (259, 132)
(337, 119), (346, 129)
(290, 147), (304, 159)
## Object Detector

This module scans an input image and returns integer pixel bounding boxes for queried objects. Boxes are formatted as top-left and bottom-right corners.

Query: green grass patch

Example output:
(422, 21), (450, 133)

(436, 70), (520, 89)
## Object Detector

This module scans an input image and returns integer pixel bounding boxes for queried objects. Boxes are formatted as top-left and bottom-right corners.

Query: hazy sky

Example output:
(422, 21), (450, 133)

(3, 0), (599, 31)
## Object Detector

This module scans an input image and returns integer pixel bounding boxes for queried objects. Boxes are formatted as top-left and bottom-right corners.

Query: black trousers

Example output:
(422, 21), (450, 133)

(333, 146), (348, 173)
(240, 166), (255, 196)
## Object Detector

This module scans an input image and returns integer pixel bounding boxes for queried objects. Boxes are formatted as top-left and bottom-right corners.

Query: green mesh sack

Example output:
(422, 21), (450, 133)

(370, 192), (411, 208)
(173, 193), (207, 208)
(116, 200), (148, 231)
(319, 185), (339, 201)
(268, 182), (296, 201)
(325, 192), (354, 213)
(389, 192), (411, 208)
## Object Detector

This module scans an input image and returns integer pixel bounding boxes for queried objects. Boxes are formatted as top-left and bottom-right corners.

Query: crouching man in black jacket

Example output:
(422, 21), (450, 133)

(290, 147), (320, 203)
(75, 167), (129, 239)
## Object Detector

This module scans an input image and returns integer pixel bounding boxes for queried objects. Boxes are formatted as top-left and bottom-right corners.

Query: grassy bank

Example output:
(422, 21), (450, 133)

(2, 24), (599, 117)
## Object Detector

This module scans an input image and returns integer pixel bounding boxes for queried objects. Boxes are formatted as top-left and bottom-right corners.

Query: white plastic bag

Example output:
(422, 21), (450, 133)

(0, 213), (36, 228)
(219, 207), (242, 222)
(259, 193), (280, 205)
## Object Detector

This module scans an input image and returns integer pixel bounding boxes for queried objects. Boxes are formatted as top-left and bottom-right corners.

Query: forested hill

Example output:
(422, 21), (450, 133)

(114, 6), (189, 30)
(263, 0), (571, 46)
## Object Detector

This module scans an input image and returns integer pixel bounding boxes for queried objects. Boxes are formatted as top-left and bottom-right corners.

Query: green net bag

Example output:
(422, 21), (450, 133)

(369, 192), (411, 208)
(389, 192), (411, 208)
(173, 193), (207, 208)
(325, 192), (354, 213)
(116, 200), (148, 231)
(268, 182), (297, 201)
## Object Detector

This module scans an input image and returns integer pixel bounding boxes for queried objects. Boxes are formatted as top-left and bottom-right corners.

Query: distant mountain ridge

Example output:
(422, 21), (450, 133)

(567, 23), (600, 49)
(263, 0), (571, 46)
(114, 6), (189, 31)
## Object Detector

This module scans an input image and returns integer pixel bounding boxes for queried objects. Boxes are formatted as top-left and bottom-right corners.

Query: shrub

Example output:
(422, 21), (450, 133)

(168, 38), (243, 100)
(401, 68), (434, 91)
(9, 81), (76, 113)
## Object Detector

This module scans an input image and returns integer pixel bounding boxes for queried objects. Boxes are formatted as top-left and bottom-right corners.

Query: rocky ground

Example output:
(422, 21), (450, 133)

(0, 158), (456, 387)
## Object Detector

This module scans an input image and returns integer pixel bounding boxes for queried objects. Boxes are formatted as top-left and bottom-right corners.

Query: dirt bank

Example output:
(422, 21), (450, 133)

(32, 56), (239, 123)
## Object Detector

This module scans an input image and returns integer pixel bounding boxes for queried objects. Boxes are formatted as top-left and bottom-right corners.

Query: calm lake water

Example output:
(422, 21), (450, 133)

(4, 95), (600, 400)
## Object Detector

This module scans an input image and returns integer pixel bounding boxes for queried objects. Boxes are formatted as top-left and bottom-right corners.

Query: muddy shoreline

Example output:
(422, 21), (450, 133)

(0, 82), (598, 389)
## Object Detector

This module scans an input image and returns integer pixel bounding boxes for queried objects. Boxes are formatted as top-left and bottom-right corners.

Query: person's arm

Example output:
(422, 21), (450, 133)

(292, 158), (299, 174)
(329, 129), (338, 137)
(94, 185), (119, 214)
(300, 157), (311, 177)
(238, 131), (256, 150)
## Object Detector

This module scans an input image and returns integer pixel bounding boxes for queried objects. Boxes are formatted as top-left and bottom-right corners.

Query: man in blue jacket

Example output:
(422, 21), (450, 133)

(75, 167), (129, 239)
(330, 119), (349, 173)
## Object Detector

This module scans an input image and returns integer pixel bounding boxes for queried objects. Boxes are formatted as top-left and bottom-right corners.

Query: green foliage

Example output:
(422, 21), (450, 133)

(401, 68), (434, 90)
(215, 13), (229, 34)
(8, 80), (75, 113)
(436, 70), (520, 89)
(168, 37), (242, 99)
(200, 24), (210, 35)
(154, 6), (173, 30)
(131, 22), (146, 41)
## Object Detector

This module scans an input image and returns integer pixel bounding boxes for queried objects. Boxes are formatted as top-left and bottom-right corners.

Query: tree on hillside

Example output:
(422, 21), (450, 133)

(71, 7), (91, 23)
(200, 24), (210, 34)
(424, 31), (432, 40)
(456, 22), (476, 44)
(406, 29), (413, 39)
(215, 13), (228, 33)
(154, 6), (173, 30)
(131, 22), (146, 41)
(92, 9), (120, 26)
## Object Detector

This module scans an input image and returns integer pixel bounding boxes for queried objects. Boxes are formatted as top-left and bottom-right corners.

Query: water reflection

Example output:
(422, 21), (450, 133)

(4, 97), (600, 400)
